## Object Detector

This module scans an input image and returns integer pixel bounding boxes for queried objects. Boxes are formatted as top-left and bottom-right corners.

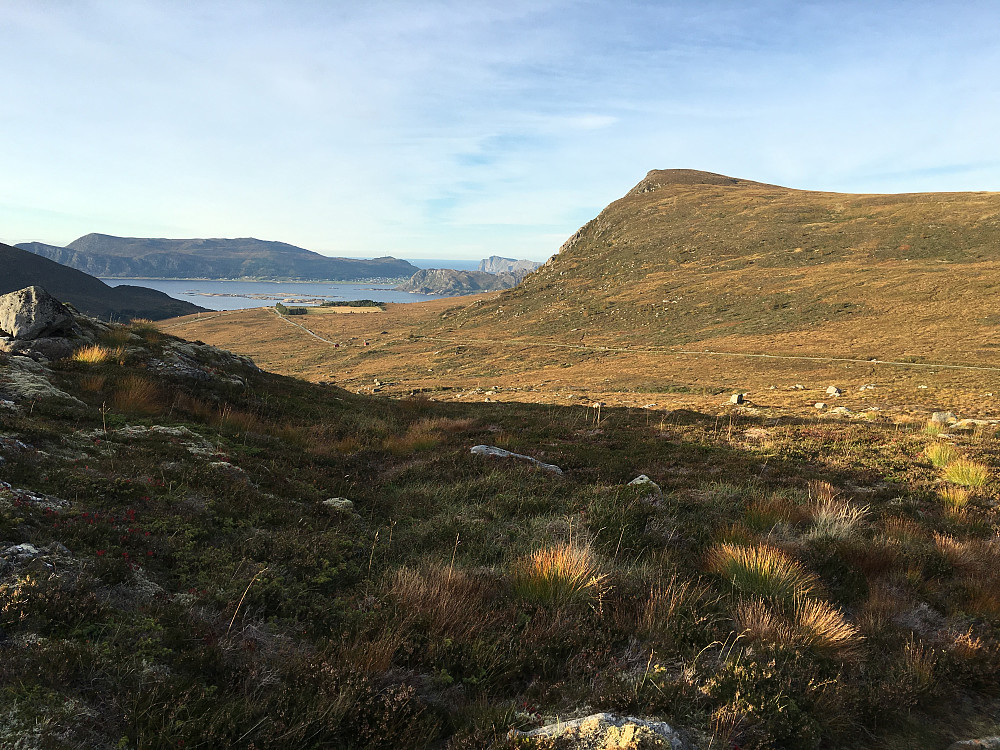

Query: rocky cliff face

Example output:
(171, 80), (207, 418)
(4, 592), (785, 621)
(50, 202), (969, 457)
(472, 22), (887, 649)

(395, 268), (520, 296)
(477, 255), (543, 276)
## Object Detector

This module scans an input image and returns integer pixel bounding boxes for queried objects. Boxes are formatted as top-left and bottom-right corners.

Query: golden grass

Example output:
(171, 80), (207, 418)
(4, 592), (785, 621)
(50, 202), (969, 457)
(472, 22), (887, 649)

(212, 404), (262, 435)
(734, 597), (795, 646)
(706, 543), (816, 602)
(72, 344), (114, 364)
(925, 442), (960, 468)
(939, 486), (971, 508)
(943, 459), (990, 488)
(78, 374), (107, 393)
(792, 596), (862, 659)
(511, 543), (607, 607)
(110, 375), (162, 415)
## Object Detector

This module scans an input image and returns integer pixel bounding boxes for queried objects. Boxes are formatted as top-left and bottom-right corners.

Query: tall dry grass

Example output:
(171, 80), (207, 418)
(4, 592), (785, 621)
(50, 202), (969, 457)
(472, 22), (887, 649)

(925, 443), (959, 468)
(707, 543), (816, 603)
(111, 375), (162, 415)
(511, 543), (607, 607)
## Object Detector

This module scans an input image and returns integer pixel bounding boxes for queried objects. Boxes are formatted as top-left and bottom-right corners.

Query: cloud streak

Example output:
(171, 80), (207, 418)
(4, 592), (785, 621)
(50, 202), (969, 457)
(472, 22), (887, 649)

(1, 0), (999, 259)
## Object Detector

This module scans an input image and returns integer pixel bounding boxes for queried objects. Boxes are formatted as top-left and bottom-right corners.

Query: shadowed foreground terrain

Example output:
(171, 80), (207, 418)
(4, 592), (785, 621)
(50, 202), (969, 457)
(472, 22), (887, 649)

(2, 313), (1000, 749)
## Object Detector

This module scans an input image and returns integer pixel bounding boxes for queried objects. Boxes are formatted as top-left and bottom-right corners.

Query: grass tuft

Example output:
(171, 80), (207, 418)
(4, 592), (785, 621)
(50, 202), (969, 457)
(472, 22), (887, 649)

(939, 486), (970, 508)
(511, 543), (607, 607)
(943, 459), (990, 488)
(110, 375), (162, 415)
(793, 596), (862, 659)
(925, 442), (960, 468)
(706, 543), (816, 603)
(71, 344), (113, 364)
(806, 496), (868, 541)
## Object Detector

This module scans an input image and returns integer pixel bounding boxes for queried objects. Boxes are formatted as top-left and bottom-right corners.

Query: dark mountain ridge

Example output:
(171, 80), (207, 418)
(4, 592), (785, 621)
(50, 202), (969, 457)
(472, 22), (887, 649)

(18, 233), (417, 281)
(0, 242), (207, 320)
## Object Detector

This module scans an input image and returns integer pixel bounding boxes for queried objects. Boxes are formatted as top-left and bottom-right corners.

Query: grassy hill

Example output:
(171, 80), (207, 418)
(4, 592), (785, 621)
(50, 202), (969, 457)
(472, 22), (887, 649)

(161, 171), (1000, 418)
(0, 242), (206, 320)
(2, 309), (1000, 748)
(18, 234), (418, 281)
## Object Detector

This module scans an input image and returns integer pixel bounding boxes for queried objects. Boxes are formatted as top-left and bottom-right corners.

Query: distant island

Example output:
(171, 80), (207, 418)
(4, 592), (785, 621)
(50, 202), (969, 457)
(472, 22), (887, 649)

(0, 242), (207, 320)
(17, 234), (418, 282)
(396, 256), (543, 296)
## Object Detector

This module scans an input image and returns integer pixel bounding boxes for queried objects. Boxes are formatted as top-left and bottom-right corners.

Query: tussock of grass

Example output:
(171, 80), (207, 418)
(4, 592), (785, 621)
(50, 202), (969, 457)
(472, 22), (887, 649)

(793, 596), (862, 659)
(384, 420), (442, 454)
(806, 496), (868, 541)
(943, 459), (990, 488)
(110, 374), (161, 415)
(99, 325), (133, 347)
(939, 486), (970, 508)
(706, 543), (816, 602)
(925, 442), (960, 468)
(71, 344), (113, 364)
(391, 565), (494, 639)
(511, 543), (607, 607)
(933, 533), (980, 572)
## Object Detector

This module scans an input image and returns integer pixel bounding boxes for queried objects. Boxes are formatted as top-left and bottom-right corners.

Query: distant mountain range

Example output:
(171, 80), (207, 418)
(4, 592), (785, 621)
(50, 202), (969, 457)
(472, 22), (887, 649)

(1, 242), (207, 321)
(17, 234), (418, 281)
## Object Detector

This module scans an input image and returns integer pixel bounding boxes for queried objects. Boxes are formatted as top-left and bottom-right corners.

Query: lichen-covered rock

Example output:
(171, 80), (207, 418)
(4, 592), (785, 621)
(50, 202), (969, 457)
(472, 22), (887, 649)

(470, 444), (563, 474)
(0, 286), (74, 340)
(511, 712), (690, 749)
(0, 354), (85, 406)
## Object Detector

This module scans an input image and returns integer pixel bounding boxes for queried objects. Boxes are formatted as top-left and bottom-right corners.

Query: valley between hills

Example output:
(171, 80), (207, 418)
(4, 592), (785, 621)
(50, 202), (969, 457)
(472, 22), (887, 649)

(4, 170), (1000, 750)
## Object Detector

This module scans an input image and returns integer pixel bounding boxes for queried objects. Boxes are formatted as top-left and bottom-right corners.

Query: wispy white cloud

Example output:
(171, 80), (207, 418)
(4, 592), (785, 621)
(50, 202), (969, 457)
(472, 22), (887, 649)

(1, 1), (999, 258)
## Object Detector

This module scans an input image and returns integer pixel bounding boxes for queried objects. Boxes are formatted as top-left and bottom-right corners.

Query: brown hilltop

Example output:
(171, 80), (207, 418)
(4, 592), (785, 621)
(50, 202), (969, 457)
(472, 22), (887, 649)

(162, 171), (1000, 415)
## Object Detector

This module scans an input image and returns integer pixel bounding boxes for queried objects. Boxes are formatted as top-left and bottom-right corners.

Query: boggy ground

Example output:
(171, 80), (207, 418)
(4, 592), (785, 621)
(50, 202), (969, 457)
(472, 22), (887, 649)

(2, 318), (1000, 748)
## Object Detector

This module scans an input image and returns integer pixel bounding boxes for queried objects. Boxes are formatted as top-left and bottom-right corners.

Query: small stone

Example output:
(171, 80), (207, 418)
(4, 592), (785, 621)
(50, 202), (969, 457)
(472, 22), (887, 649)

(627, 474), (662, 497)
(931, 411), (958, 425)
(948, 738), (1000, 750)
(791, 384), (805, 390)
(826, 385), (843, 396)
(322, 497), (354, 512)
(729, 393), (745, 405)
(814, 402), (827, 409)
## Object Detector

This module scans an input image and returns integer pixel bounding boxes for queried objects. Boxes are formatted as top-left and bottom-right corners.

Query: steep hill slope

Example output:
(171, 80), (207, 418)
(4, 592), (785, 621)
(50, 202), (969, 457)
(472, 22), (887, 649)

(18, 234), (417, 280)
(0, 242), (206, 320)
(438, 169), (1000, 355)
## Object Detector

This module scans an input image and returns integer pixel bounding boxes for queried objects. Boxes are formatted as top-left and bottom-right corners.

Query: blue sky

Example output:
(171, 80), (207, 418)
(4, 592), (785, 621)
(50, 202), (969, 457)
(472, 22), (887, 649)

(2, 1), (999, 260)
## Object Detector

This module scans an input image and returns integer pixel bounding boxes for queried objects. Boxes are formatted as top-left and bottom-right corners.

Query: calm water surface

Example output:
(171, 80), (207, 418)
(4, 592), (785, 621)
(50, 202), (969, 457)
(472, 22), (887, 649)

(100, 279), (446, 311)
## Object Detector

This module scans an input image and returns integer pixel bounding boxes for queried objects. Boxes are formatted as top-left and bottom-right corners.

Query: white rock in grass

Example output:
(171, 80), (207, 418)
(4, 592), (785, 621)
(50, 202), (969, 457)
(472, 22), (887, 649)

(322, 497), (354, 512)
(627, 474), (662, 498)
(826, 385), (843, 396)
(510, 712), (689, 749)
(470, 445), (563, 474)
(814, 402), (827, 410)
(930, 411), (958, 425)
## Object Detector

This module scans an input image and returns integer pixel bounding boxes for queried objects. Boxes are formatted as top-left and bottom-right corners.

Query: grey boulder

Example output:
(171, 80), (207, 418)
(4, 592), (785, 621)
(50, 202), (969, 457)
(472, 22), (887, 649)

(0, 286), (74, 341)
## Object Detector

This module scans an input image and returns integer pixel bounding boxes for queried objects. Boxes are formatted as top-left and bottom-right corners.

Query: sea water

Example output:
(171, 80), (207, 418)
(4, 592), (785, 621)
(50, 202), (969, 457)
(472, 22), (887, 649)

(99, 278), (447, 311)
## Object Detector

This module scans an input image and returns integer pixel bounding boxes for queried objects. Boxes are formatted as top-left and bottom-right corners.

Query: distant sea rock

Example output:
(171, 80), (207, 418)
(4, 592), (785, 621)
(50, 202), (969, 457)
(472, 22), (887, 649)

(395, 268), (521, 296)
(17, 234), (417, 282)
(477, 255), (543, 276)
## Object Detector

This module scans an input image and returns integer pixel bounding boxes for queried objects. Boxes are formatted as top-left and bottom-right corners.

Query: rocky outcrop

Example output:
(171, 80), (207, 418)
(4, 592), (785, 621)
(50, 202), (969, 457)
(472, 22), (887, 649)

(478, 255), (542, 276)
(0, 286), (74, 340)
(396, 269), (519, 296)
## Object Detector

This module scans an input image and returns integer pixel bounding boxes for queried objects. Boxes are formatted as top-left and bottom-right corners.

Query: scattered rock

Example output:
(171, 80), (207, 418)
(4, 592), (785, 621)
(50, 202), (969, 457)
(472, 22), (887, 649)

(949, 738), (1000, 750)
(0, 354), (86, 406)
(931, 411), (959, 425)
(814, 402), (827, 410)
(0, 286), (74, 341)
(470, 445), (563, 475)
(858, 384), (877, 391)
(728, 393), (745, 405)
(322, 497), (354, 513)
(790, 384), (805, 390)
(829, 406), (853, 415)
(510, 712), (688, 749)
(825, 385), (843, 396)
(627, 475), (662, 498)
(954, 419), (997, 430)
